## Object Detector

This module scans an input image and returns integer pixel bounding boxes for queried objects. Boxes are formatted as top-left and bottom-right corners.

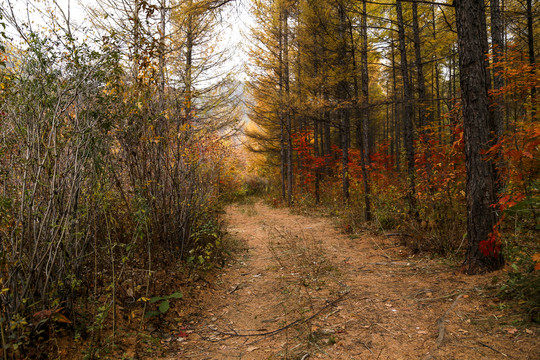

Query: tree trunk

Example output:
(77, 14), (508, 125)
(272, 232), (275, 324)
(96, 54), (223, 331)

(360, 0), (372, 220)
(391, 39), (401, 172)
(450, 46), (458, 142)
(283, 6), (293, 206)
(185, 0), (194, 124)
(526, 0), (536, 117)
(158, 0), (167, 112)
(396, 0), (416, 215)
(490, 0), (504, 136)
(132, 0), (141, 84)
(338, 4), (350, 204)
(412, 0), (431, 130)
(455, 0), (504, 274)
(432, 6), (442, 142)
(314, 116), (321, 204)
(278, 9), (286, 201)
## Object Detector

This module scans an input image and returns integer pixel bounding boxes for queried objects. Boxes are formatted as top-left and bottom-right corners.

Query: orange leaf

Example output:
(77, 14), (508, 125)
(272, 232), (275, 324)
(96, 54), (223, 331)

(532, 253), (540, 262)
(535, 262), (540, 271)
(52, 312), (72, 324)
(506, 201), (517, 208)
(499, 195), (511, 204)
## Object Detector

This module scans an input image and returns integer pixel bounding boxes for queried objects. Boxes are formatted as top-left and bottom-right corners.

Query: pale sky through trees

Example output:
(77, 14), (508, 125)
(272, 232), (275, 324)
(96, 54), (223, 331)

(4, 0), (252, 79)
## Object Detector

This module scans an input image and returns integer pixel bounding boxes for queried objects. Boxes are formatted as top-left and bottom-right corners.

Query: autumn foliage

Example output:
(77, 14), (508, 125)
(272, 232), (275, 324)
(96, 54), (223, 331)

(285, 46), (539, 262)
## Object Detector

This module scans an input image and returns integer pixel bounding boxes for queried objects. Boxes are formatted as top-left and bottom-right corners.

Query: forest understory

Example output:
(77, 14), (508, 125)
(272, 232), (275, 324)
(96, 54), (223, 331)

(53, 199), (539, 359)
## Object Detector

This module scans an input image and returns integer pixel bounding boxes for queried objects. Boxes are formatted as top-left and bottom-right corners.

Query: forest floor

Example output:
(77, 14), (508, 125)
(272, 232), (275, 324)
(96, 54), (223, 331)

(129, 200), (539, 359)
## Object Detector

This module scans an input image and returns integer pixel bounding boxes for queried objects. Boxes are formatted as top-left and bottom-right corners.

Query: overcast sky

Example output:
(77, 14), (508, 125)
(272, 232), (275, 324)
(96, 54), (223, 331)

(2, 0), (252, 78)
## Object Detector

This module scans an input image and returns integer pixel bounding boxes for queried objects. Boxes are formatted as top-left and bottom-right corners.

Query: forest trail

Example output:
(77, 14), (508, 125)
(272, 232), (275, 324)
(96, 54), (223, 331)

(163, 201), (538, 359)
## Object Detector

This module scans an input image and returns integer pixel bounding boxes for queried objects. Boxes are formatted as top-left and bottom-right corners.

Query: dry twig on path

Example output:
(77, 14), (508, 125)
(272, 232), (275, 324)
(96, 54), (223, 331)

(415, 291), (463, 302)
(423, 294), (463, 360)
(477, 341), (509, 358)
(207, 290), (350, 339)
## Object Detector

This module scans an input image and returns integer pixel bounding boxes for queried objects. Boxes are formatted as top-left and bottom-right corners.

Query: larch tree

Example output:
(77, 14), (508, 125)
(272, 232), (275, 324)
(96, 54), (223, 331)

(246, 0), (291, 201)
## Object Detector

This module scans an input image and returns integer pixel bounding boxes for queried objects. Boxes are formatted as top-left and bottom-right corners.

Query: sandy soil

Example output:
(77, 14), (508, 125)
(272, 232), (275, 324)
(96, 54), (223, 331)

(155, 201), (539, 359)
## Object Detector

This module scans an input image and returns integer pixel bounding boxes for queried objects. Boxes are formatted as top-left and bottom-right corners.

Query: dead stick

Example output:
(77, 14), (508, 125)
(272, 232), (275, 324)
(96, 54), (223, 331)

(376, 323), (398, 336)
(362, 341), (375, 355)
(228, 284), (241, 294)
(415, 292), (462, 302)
(436, 294), (463, 346)
(422, 294), (463, 360)
(384, 233), (412, 237)
(210, 291), (349, 338)
(477, 341), (509, 357)
(371, 237), (392, 260)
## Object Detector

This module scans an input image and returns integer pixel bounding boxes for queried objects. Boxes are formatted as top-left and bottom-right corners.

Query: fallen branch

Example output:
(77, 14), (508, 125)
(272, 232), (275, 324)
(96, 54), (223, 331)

(436, 294), (463, 346)
(373, 261), (411, 266)
(383, 233), (412, 237)
(208, 290), (350, 338)
(361, 341), (374, 355)
(376, 323), (398, 336)
(370, 238), (392, 260)
(228, 284), (241, 294)
(323, 308), (340, 321)
(423, 294), (463, 360)
(477, 341), (509, 357)
(415, 292), (463, 302)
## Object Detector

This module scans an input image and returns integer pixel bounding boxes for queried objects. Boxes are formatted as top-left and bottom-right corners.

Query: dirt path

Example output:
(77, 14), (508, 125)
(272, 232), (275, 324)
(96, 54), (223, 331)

(162, 201), (539, 359)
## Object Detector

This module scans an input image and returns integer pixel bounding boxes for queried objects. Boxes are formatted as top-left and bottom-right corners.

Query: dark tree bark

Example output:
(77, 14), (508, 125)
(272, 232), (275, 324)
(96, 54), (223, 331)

(432, 6), (442, 142)
(324, 93), (332, 158)
(412, 0), (432, 130)
(338, 3), (350, 204)
(158, 0), (167, 111)
(185, 0), (194, 124)
(526, 0), (536, 116)
(450, 46), (458, 142)
(314, 115), (321, 204)
(283, 7), (293, 206)
(396, 0), (417, 214)
(349, 1), (372, 220)
(313, 36), (322, 205)
(391, 39), (401, 172)
(278, 9), (286, 202)
(455, 0), (504, 274)
(360, 0), (371, 165)
(132, 0), (141, 83)
(490, 0), (504, 136)
(360, 0), (372, 220)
